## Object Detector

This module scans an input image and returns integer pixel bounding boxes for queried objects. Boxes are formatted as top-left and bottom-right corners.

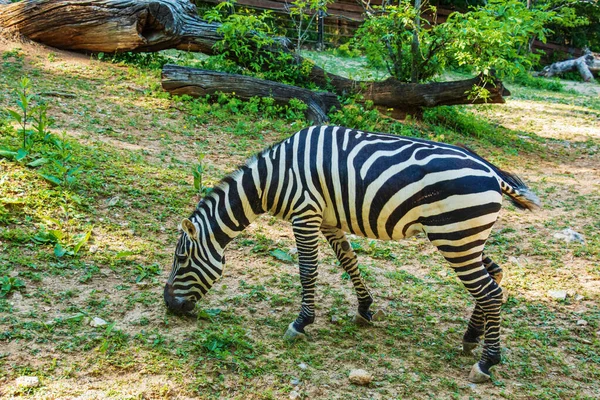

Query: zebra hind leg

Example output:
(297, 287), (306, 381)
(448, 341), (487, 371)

(321, 226), (375, 325)
(462, 254), (504, 354)
(438, 251), (503, 383)
(284, 218), (322, 341)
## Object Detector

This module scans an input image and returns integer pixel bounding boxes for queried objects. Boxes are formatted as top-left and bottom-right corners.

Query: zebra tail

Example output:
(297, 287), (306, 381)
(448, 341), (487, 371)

(455, 143), (541, 211)
(495, 169), (541, 211)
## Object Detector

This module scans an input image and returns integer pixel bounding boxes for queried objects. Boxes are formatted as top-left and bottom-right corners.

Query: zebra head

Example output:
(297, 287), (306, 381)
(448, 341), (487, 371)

(164, 218), (224, 313)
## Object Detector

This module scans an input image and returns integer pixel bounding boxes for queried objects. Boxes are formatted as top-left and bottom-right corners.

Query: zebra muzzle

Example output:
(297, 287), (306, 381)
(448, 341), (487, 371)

(164, 283), (196, 313)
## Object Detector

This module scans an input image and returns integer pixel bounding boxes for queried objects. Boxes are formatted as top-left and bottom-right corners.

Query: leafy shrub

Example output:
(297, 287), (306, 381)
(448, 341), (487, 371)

(354, 1), (449, 82)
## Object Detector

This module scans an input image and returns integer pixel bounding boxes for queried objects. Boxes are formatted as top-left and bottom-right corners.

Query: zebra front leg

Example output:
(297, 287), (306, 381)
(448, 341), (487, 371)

(284, 218), (322, 341)
(321, 226), (374, 324)
(463, 254), (504, 354)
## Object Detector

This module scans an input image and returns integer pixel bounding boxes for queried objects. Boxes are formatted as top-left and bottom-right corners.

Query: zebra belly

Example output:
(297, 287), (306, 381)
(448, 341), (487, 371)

(322, 189), (503, 242)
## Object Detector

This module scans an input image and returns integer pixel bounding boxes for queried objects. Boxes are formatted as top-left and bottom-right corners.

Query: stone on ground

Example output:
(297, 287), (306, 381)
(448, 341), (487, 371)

(349, 369), (373, 386)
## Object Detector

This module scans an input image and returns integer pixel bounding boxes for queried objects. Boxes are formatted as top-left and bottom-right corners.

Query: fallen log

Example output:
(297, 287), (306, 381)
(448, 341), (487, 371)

(538, 50), (596, 82)
(0, 0), (509, 112)
(162, 64), (340, 123)
(161, 65), (510, 116)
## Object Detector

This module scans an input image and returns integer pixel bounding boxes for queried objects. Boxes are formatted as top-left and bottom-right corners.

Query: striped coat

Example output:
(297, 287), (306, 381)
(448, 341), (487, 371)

(164, 125), (540, 383)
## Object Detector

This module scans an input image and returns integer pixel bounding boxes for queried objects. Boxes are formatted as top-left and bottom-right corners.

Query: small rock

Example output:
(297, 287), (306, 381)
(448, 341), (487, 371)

(290, 377), (300, 386)
(547, 290), (567, 301)
(578, 338), (592, 345)
(468, 383), (477, 390)
(553, 228), (585, 244)
(89, 245), (99, 254)
(596, 330), (600, 337)
(577, 319), (588, 327)
(330, 315), (339, 324)
(288, 248), (298, 255)
(15, 376), (39, 388)
(575, 294), (584, 301)
(160, 226), (166, 232)
(348, 369), (373, 386)
(107, 196), (120, 207)
(372, 309), (386, 321)
(9, 270), (19, 277)
(289, 390), (301, 400)
(11, 292), (23, 301)
(90, 317), (108, 327)
(298, 363), (307, 370)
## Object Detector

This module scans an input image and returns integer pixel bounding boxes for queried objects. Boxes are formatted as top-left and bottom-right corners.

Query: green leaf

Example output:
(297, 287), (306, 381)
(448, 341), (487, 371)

(0, 149), (17, 159)
(15, 148), (28, 161)
(40, 174), (62, 185)
(54, 243), (67, 258)
(73, 230), (92, 254)
(115, 251), (134, 259)
(269, 248), (294, 263)
(48, 230), (64, 241)
(6, 109), (22, 123)
(27, 157), (49, 167)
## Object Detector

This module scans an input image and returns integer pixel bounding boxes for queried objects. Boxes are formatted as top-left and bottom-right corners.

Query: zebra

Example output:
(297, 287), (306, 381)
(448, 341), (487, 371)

(164, 125), (540, 383)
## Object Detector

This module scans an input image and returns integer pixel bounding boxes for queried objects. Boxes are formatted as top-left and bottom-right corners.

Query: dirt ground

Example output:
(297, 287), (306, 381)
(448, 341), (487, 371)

(1, 38), (599, 399)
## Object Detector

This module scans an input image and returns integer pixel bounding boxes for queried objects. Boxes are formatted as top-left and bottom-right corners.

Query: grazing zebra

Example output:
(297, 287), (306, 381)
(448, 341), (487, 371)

(164, 125), (540, 383)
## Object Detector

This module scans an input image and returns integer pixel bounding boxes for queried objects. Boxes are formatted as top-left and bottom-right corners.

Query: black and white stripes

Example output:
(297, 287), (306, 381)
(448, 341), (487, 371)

(164, 125), (540, 383)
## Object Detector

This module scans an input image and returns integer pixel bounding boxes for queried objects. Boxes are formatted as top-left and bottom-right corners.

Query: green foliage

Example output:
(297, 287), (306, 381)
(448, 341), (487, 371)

(354, 1), (450, 82)
(0, 276), (25, 298)
(182, 92), (309, 126)
(445, 0), (553, 79)
(32, 226), (92, 258)
(2, 77), (82, 190)
(540, 0), (600, 51)
(5, 77), (36, 151)
(354, 0), (553, 83)
(328, 98), (386, 131)
(96, 51), (169, 70)
(204, 2), (312, 85)
(269, 248), (295, 264)
(40, 131), (82, 189)
(134, 263), (161, 283)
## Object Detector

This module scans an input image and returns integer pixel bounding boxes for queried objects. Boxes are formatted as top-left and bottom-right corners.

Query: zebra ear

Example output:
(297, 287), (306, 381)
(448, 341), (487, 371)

(181, 218), (198, 239)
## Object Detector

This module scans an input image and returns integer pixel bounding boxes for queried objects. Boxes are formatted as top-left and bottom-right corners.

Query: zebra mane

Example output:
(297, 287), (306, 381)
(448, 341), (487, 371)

(191, 141), (283, 217)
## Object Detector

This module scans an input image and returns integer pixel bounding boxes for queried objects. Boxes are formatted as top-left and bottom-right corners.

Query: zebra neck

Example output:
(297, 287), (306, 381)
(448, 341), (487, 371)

(192, 161), (265, 250)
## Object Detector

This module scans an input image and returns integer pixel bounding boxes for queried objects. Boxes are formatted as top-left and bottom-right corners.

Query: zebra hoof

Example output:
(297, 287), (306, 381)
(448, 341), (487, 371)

(468, 362), (491, 383)
(283, 322), (307, 342)
(372, 309), (386, 321)
(462, 340), (479, 355)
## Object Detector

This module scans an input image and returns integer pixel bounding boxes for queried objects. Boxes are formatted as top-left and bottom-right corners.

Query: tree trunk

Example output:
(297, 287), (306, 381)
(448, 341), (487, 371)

(538, 50), (596, 82)
(161, 64), (340, 124)
(0, 0), (510, 111)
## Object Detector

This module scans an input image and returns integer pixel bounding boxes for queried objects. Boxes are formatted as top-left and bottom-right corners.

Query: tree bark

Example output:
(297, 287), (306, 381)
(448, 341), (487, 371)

(0, 0), (510, 111)
(162, 65), (509, 114)
(162, 64), (340, 124)
(538, 50), (596, 82)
